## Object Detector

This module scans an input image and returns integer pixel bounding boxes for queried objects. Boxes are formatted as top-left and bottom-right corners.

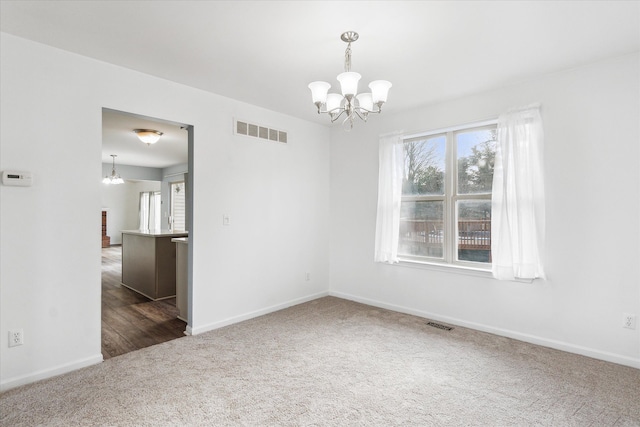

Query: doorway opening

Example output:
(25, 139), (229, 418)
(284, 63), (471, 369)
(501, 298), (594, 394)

(100, 108), (193, 359)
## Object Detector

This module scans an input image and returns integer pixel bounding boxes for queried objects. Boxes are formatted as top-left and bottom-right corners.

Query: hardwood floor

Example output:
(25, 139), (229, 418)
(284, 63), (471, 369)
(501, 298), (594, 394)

(101, 245), (187, 359)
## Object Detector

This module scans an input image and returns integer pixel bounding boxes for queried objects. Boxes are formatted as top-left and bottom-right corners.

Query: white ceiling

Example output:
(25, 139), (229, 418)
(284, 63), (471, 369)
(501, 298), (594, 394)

(102, 109), (188, 168)
(2, 1), (639, 166)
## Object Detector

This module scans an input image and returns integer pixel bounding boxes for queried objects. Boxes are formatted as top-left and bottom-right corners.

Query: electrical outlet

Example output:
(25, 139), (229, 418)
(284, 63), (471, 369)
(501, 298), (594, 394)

(8, 329), (24, 347)
(623, 313), (637, 330)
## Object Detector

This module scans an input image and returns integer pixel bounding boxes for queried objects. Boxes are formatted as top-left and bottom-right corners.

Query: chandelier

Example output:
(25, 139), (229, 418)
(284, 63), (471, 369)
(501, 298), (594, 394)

(102, 154), (124, 185)
(308, 31), (392, 130)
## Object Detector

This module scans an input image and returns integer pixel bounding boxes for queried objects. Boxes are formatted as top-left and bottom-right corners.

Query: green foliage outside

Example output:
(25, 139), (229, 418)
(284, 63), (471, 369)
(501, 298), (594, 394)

(457, 130), (497, 196)
(401, 130), (496, 221)
(402, 138), (444, 195)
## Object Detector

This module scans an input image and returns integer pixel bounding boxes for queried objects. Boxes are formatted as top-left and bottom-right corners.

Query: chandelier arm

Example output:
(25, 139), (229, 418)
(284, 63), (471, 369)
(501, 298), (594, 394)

(317, 106), (346, 118)
(317, 104), (346, 116)
(353, 109), (368, 122)
(326, 106), (345, 116)
(356, 105), (382, 114)
(330, 109), (347, 123)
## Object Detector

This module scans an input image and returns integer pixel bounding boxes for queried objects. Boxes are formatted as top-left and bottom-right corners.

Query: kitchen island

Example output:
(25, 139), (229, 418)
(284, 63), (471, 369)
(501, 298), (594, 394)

(171, 237), (188, 321)
(121, 230), (188, 300)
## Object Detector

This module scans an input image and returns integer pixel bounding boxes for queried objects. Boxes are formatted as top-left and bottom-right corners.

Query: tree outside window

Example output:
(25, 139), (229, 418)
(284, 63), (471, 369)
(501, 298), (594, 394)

(399, 125), (496, 266)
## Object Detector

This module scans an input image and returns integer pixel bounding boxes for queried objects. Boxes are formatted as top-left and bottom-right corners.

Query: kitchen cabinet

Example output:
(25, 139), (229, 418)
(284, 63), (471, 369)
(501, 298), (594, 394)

(172, 237), (188, 321)
(121, 230), (188, 300)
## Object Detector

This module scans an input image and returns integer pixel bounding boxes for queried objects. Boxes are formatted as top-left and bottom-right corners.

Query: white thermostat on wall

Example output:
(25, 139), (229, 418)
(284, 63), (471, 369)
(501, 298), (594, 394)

(2, 170), (33, 187)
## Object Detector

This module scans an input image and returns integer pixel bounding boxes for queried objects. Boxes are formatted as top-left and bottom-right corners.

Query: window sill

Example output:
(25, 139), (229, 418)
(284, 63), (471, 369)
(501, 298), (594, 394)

(396, 257), (493, 279)
(394, 258), (535, 283)
(396, 258), (537, 283)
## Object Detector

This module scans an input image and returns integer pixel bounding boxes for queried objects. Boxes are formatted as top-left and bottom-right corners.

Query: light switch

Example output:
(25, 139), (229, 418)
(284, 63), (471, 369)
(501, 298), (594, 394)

(223, 214), (230, 226)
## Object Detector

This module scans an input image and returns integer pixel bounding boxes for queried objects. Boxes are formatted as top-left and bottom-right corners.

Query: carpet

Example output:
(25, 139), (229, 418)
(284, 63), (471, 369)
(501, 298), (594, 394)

(1, 297), (639, 426)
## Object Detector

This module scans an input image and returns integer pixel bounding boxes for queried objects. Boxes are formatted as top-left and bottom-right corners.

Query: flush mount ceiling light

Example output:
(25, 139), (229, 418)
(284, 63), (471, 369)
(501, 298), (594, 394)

(102, 154), (124, 185)
(134, 129), (163, 146)
(308, 31), (392, 130)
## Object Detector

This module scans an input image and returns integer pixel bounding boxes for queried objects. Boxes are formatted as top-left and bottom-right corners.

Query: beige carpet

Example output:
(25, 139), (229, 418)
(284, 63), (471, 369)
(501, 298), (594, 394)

(1, 296), (639, 426)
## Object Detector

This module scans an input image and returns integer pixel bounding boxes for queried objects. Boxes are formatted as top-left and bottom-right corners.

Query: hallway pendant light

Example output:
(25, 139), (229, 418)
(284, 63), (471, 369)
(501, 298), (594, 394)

(134, 129), (163, 146)
(102, 154), (124, 185)
(308, 31), (392, 130)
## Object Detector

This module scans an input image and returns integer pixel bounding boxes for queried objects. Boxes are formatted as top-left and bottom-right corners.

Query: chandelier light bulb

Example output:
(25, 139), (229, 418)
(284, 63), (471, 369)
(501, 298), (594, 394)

(369, 80), (393, 105)
(356, 93), (374, 112)
(308, 81), (331, 106)
(326, 93), (343, 114)
(337, 72), (361, 97)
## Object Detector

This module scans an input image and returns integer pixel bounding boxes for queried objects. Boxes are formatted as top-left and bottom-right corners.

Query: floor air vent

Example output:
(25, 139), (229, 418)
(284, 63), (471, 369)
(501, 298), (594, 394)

(426, 321), (453, 331)
(234, 119), (287, 143)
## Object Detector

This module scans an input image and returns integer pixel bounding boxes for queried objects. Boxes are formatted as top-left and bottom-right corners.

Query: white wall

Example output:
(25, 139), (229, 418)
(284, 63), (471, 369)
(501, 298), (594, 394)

(0, 33), (331, 389)
(101, 180), (161, 244)
(329, 54), (640, 368)
(101, 163), (164, 243)
(101, 163), (162, 182)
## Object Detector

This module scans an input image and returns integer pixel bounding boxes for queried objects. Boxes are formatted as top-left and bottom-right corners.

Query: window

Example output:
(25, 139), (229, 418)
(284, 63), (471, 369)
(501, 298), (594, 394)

(398, 123), (496, 267)
(170, 181), (186, 232)
(139, 191), (161, 231)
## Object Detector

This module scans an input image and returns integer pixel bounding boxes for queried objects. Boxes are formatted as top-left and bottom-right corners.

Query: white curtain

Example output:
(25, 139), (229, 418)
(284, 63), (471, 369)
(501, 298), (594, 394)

(139, 191), (161, 231)
(150, 192), (161, 230)
(139, 192), (150, 230)
(491, 104), (546, 280)
(374, 132), (405, 264)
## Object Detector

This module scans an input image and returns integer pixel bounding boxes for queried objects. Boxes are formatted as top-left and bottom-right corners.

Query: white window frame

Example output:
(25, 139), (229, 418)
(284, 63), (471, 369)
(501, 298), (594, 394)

(398, 119), (497, 271)
(169, 181), (186, 232)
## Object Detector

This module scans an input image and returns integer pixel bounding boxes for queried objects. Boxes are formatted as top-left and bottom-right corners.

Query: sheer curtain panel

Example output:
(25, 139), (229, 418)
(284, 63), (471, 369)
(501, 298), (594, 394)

(374, 132), (404, 264)
(491, 104), (546, 280)
(139, 191), (161, 231)
(139, 192), (150, 230)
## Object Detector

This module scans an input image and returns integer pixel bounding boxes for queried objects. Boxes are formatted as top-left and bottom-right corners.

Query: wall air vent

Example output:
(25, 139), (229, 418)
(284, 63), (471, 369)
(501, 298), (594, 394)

(426, 321), (453, 331)
(234, 119), (288, 144)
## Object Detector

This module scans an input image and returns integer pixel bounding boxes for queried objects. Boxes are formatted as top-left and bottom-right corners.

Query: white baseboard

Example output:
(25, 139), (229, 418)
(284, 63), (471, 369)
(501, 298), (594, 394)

(1, 354), (103, 392)
(4, 292), (635, 392)
(189, 291), (330, 336)
(329, 291), (640, 370)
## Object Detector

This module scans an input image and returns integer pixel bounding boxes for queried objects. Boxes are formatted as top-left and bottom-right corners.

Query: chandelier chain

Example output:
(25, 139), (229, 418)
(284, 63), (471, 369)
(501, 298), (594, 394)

(344, 42), (352, 72)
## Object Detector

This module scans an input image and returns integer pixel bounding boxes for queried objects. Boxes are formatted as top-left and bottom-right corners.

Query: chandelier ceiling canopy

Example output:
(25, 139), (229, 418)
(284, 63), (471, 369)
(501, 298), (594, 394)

(308, 31), (392, 130)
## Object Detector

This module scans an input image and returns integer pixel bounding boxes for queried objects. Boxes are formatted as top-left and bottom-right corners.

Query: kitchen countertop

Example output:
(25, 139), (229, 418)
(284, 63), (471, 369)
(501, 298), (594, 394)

(121, 229), (189, 237)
